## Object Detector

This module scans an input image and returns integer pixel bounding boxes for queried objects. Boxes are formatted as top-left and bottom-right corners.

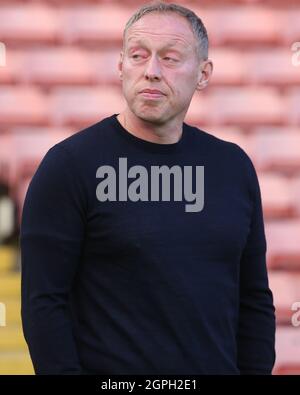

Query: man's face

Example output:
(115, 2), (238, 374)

(119, 12), (208, 125)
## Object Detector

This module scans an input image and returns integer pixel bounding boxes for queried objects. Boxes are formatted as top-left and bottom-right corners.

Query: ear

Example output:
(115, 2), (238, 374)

(118, 51), (123, 80)
(196, 59), (213, 91)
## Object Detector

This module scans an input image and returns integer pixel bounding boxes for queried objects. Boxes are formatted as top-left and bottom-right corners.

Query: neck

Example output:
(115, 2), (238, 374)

(117, 109), (183, 144)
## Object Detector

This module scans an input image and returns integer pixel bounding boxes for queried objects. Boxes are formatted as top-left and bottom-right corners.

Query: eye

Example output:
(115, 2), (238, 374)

(163, 56), (178, 63)
(131, 53), (145, 61)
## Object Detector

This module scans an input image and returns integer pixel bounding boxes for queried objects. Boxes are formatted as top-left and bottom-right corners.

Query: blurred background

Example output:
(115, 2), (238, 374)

(0, 0), (300, 375)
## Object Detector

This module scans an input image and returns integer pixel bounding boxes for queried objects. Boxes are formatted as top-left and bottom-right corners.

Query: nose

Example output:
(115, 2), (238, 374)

(144, 55), (162, 81)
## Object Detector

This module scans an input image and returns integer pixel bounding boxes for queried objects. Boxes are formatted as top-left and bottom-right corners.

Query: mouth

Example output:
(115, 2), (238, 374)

(139, 89), (166, 99)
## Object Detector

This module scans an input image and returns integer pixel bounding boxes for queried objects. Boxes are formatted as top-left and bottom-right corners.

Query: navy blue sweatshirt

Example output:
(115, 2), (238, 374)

(20, 114), (276, 375)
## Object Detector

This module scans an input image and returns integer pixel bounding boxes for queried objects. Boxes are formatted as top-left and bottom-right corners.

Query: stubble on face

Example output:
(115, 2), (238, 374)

(120, 13), (201, 126)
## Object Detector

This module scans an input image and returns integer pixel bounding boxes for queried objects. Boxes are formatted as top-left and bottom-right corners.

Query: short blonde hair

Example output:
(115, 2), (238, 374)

(123, 1), (209, 61)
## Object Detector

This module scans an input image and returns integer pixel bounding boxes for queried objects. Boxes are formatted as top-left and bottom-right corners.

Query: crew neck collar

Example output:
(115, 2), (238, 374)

(109, 113), (189, 154)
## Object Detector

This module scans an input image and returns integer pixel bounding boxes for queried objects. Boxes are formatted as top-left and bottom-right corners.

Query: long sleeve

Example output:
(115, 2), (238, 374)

(237, 151), (276, 374)
(18, 114), (278, 374)
(20, 144), (87, 374)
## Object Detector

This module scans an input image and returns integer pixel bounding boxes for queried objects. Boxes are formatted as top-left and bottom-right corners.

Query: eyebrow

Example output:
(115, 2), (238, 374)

(127, 38), (185, 51)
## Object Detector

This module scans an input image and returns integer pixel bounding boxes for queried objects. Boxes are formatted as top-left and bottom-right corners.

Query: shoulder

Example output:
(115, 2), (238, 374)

(53, 114), (115, 157)
(185, 122), (259, 187)
(35, 115), (115, 174)
(185, 122), (251, 162)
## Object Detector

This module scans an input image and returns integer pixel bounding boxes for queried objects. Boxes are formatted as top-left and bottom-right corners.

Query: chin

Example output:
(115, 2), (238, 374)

(134, 108), (167, 125)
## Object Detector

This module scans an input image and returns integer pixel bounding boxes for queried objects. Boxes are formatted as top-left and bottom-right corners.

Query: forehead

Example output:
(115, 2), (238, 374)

(125, 12), (195, 48)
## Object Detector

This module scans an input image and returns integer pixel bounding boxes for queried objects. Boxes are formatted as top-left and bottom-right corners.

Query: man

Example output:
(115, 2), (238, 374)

(20, 1), (276, 375)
